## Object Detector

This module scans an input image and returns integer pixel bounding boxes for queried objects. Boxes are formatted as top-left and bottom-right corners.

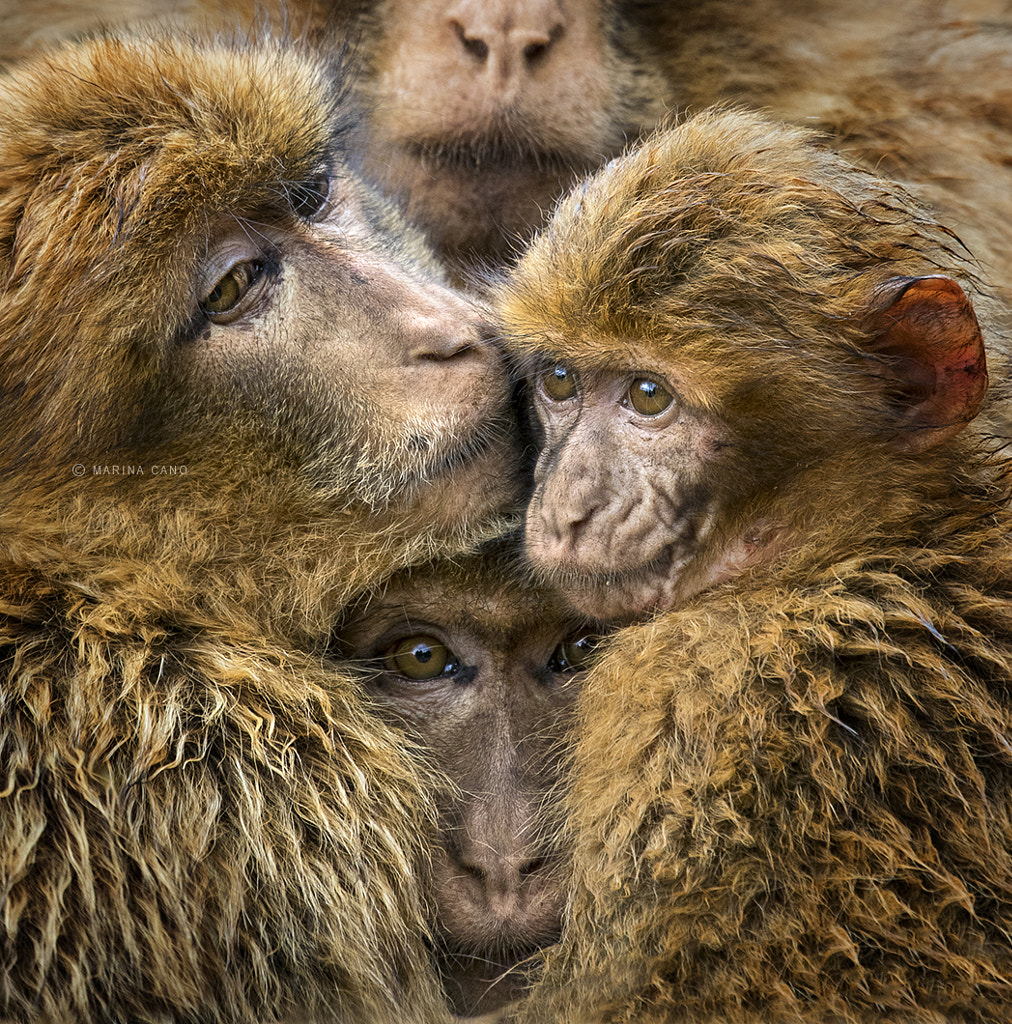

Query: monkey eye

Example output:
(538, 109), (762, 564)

(201, 259), (266, 322)
(626, 377), (674, 416)
(548, 631), (602, 673)
(540, 363), (578, 402)
(382, 634), (460, 681)
(290, 174), (331, 220)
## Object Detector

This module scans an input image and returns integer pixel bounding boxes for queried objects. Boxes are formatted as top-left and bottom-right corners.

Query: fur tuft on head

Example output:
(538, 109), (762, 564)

(498, 107), (991, 448)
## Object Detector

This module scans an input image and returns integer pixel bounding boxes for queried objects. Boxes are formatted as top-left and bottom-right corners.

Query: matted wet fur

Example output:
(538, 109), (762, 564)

(0, 30), (520, 1024)
(498, 108), (1012, 1023)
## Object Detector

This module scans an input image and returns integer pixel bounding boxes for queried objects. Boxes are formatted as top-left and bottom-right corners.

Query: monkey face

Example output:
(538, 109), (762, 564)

(0, 34), (523, 550)
(165, 182), (518, 526)
(337, 548), (605, 1016)
(354, 0), (667, 269)
(524, 359), (735, 621)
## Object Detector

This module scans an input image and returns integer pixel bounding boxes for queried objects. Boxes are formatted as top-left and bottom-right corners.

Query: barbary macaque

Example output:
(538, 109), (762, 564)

(5, 2), (1008, 310)
(337, 545), (603, 1019)
(496, 107), (1012, 1023)
(0, 30), (520, 1024)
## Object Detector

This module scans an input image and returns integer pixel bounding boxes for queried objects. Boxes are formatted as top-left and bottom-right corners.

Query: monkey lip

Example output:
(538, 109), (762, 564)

(404, 135), (591, 177)
(534, 545), (681, 621)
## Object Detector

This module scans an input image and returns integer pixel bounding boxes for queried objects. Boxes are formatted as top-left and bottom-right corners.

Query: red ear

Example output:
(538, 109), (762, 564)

(867, 275), (987, 453)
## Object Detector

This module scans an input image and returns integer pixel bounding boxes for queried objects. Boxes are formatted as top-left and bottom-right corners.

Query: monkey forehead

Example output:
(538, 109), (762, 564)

(0, 31), (351, 282)
(497, 108), (964, 365)
(338, 548), (589, 645)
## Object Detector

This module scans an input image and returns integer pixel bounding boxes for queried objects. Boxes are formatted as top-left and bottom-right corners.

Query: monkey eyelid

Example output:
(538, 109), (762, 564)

(199, 258), (274, 325)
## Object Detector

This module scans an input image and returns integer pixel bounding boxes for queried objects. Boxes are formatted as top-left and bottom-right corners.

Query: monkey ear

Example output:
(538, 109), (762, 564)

(866, 275), (987, 453)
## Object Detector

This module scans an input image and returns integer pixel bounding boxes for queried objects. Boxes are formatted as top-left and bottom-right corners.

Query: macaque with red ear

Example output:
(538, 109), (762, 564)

(336, 545), (603, 1020)
(2, 1), (1009, 327)
(496, 108), (1012, 1023)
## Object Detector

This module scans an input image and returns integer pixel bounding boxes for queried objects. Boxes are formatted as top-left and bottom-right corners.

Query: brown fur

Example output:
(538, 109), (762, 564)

(3, 1), (1009, 319)
(497, 108), (1012, 1022)
(337, 544), (602, 1018)
(0, 30), (521, 1024)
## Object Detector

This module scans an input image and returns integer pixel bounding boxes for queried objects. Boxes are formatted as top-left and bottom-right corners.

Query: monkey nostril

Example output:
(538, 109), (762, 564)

(519, 857), (546, 877)
(452, 21), (489, 62)
(524, 25), (563, 65)
(462, 859), (488, 883)
(409, 321), (485, 363)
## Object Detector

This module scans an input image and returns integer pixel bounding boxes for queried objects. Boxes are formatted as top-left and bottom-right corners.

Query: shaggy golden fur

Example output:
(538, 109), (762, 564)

(2, 2), (1009, 329)
(498, 108), (1012, 1022)
(0, 30), (520, 1024)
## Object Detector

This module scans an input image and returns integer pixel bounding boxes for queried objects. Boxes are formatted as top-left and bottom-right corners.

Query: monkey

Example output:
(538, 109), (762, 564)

(3, 0), (1009, 313)
(0, 29), (523, 1024)
(494, 107), (1012, 1023)
(335, 543), (604, 1019)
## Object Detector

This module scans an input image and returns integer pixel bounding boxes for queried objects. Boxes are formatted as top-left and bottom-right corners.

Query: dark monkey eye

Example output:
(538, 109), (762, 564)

(541, 363), (578, 401)
(627, 377), (674, 416)
(201, 260), (265, 317)
(548, 631), (602, 673)
(383, 635), (460, 680)
(290, 174), (331, 219)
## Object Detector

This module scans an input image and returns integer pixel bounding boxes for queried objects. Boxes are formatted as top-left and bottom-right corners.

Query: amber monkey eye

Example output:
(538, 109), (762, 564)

(627, 377), (674, 416)
(541, 363), (578, 401)
(548, 631), (602, 673)
(201, 260), (264, 316)
(382, 635), (460, 680)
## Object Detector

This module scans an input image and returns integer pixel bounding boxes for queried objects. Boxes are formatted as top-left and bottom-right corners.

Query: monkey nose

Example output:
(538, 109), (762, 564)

(459, 846), (548, 915)
(448, 0), (565, 84)
(403, 311), (483, 363)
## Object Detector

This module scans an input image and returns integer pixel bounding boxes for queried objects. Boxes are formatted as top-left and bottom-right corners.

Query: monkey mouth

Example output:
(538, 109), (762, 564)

(406, 135), (590, 177)
(535, 545), (683, 622)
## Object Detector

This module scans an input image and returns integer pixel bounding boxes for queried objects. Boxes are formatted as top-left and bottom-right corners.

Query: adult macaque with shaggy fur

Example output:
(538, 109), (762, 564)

(497, 108), (1012, 1022)
(0, 31), (520, 1024)
(337, 545), (602, 1019)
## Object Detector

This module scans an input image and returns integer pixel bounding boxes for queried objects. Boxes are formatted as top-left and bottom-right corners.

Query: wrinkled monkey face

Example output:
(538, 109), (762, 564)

(525, 359), (732, 621)
(169, 169), (521, 527)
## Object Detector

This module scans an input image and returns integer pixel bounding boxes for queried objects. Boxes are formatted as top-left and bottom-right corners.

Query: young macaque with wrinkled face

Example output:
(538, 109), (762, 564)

(337, 545), (603, 1019)
(495, 108), (1012, 1023)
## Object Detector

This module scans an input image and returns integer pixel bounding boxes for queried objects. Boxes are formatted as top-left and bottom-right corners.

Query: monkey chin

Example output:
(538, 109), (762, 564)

(539, 543), (759, 624)
(365, 135), (598, 266)
(399, 421), (526, 534)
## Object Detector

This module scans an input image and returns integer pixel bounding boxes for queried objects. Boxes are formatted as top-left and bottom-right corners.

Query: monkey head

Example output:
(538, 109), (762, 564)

(351, 0), (667, 273)
(497, 109), (990, 622)
(336, 544), (603, 1017)
(0, 31), (521, 628)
